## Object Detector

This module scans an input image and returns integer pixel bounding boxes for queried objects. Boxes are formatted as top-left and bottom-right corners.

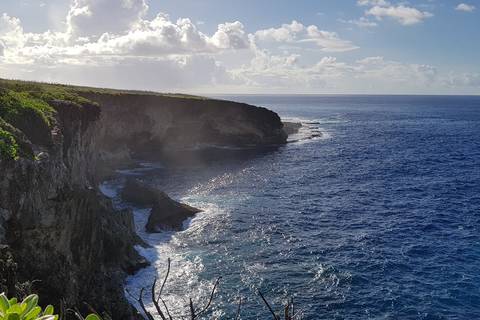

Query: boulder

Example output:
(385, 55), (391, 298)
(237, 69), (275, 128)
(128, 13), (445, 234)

(121, 177), (163, 206)
(121, 177), (201, 232)
(146, 196), (201, 232)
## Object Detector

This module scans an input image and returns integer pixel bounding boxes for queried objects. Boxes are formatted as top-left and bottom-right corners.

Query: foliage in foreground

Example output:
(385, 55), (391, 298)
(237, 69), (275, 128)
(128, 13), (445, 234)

(0, 293), (101, 320)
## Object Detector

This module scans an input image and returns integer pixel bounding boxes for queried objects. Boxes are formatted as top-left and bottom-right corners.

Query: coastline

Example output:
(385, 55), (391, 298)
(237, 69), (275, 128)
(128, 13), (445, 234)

(0, 79), (291, 318)
(97, 119), (313, 317)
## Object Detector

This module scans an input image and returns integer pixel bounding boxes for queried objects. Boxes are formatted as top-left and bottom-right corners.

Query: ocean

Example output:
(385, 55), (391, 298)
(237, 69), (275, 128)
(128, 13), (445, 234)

(100, 95), (480, 319)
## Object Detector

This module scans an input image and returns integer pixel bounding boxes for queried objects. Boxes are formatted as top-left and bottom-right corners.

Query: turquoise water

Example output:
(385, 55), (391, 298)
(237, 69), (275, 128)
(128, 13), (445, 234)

(104, 95), (480, 319)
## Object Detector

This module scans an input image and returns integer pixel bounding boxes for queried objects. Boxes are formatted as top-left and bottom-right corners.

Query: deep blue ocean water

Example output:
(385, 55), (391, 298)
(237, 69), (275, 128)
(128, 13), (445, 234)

(102, 95), (480, 319)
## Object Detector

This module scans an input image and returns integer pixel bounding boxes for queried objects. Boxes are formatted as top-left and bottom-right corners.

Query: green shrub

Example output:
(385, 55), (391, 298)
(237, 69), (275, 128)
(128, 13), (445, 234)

(0, 128), (18, 160)
(0, 90), (55, 129)
(0, 293), (57, 320)
(0, 293), (102, 320)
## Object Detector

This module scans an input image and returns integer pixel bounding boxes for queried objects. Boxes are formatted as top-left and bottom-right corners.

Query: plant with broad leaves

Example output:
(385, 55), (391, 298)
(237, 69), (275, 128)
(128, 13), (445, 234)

(0, 293), (102, 320)
(0, 293), (57, 320)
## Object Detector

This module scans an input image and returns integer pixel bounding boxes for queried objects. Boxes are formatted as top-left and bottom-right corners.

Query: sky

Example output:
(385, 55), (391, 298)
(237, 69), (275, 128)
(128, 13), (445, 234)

(0, 0), (479, 94)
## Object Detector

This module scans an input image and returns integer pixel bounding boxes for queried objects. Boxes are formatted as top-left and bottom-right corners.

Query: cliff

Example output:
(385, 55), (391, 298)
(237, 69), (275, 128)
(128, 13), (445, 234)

(0, 79), (287, 318)
(80, 91), (286, 174)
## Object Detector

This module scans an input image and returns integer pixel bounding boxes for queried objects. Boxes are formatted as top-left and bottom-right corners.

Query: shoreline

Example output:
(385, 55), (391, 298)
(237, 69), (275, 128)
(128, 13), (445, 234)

(100, 118), (316, 317)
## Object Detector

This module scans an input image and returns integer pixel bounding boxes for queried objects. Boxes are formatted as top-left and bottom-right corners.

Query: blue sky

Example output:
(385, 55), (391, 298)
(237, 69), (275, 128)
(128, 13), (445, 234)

(0, 0), (478, 94)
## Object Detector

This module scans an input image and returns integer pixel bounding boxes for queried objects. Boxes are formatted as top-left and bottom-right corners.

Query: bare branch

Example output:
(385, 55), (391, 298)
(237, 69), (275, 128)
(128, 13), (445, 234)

(258, 290), (279, 320)
(234, 297), (242, 320)
(82, 302), (100, 316)
(291, 298), (295, 320)
(189, 298), (195, 320)
(158, 258), (171, 299)
(284, 301), (290, 320)
(194, 277), (222, 318)
(67, 308), (85, 320)
(159, 297), (174, 320)
(138, 287), (155, 320)
(151, 276), (168, 320)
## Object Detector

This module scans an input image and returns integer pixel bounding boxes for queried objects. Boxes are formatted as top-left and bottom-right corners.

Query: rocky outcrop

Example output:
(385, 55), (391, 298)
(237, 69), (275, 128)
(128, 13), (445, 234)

(121, 178), (201, 232)
(146, 197), (200, 232)
(121, 177), (165, 207)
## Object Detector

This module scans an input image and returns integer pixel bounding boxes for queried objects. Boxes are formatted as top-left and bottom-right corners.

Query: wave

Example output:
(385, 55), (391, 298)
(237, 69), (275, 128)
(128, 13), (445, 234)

(103, 169), (238, 318)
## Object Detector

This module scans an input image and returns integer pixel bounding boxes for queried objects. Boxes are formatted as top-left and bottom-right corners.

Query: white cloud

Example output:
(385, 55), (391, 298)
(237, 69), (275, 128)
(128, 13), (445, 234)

(442, 72), (480, 87)
(357, 0), (390, 6)
(338, 17), (378, 28)
(66, 0), (148, 38)
(254, 21), (358, 52)
(78, 16), (249, 57)
(0, 0), (476, 94)
(210, 21), (250, 50)
(455, 3), (476, 12)
(366, 5), (433, 25)
(356, 1), (433, 26)
(231, 52), (446, 93)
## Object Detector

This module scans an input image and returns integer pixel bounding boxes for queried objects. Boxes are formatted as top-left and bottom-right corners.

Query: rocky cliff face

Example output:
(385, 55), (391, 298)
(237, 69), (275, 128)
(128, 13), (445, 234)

(0, 85), (288, 319)
(80, 92), (287, 173)
(0, 99), (146, 319)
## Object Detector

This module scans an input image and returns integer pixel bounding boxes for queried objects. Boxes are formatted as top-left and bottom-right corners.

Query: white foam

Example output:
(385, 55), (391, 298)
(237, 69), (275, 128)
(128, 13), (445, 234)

(125, 199), (230, 318)
(283, 116), (333, 145)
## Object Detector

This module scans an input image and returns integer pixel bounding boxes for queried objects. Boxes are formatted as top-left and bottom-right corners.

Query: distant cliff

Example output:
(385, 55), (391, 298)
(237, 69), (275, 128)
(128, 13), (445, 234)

(0, 79), (287, 319)
(81, 91), (286, 174)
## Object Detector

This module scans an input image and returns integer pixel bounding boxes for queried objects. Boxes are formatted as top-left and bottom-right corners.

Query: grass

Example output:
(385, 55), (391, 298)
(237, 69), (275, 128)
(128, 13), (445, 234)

(0, 78), (208, 100)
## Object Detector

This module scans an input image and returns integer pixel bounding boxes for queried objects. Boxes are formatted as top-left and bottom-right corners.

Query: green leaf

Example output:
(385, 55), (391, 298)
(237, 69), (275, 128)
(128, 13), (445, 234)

(6, 313), (20, 320)
(24, 306), (42, 320)
(7, 303), (24, 314)
(0, 293), (9, 312)
(20, 294), (38, 316)
(85, 314), (102, 320)
(7, 298), (17, 306)
(21, 294), (38, 307)
(43, 305), (54, 316)
(36, 316), (57, 320)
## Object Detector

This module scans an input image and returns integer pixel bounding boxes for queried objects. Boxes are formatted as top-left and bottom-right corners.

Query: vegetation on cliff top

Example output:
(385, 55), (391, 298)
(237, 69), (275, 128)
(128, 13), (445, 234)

(0, 78), (207, 100)
(0, 79), (92, 160)
(0, 78), (209, 161)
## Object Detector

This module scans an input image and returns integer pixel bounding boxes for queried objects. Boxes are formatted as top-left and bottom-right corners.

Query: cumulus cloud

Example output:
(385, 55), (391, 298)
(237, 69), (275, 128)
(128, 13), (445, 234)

(455, 3), (476, 12)
(0, 13), (24, 47)
(75, 15), (249, 57)
(254, 21), (358, 52)
(231, 52), (445, 93)
(355, 0), (433, 26)
(366, 5), (433, 25)
(0, 0), (476, 94)
(66, 0), (148, 38)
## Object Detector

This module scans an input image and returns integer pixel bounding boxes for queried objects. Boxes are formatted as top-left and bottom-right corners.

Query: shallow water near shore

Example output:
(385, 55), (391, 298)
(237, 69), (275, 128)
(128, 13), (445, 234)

(104, 95), (480, 319)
